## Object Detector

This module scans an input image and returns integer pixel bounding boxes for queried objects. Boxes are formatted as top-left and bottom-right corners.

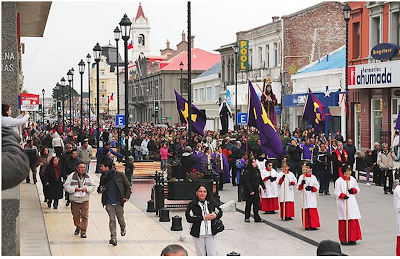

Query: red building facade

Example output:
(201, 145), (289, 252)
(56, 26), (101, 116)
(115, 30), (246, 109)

(348, 1), (400, 151)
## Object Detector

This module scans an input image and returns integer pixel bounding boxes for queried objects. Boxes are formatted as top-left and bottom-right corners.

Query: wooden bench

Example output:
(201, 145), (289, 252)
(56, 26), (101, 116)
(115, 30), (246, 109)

(114, 161), (161, 179)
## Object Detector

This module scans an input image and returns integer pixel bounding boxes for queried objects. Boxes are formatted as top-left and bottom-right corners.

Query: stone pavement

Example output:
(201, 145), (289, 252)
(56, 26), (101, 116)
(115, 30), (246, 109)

(20, 162), (196, 256)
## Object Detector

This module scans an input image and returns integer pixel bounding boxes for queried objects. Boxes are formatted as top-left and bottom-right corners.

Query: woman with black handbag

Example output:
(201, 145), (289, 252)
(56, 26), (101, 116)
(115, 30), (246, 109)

(185, 184), (223, 256)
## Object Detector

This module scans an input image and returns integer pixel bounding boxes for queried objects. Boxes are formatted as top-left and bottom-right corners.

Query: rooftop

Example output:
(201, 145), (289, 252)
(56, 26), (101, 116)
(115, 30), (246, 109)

(298, 46), (345, 74)
(160, 48), (220, 71)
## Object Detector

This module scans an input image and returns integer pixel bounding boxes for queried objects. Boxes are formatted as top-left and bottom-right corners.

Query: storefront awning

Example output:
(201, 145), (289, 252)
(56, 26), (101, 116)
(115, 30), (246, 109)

(283, 91), (341, 107)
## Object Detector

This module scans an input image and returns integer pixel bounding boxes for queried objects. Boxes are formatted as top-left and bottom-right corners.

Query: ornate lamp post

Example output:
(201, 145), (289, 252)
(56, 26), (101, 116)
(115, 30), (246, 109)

(120, 13), (132, 170)
(114, 26), (121, 151)
(60, 77), (66, 131)
(86, 53), (91, 132)
(93, 43), (102, 148)
(67, 70), (73, 130)
(79, 59), (85, 144)
(179, 61), (184, 94)
(42, 89), (45, 126)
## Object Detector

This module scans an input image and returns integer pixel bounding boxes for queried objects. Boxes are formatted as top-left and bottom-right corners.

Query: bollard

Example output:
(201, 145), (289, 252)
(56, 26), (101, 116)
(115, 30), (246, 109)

(159, 208), (170, 222)
(154, 171), (165, 215)
(227, 251), (241, 256)
(146, 200), (156, 212)
(171, 215), (183, 231)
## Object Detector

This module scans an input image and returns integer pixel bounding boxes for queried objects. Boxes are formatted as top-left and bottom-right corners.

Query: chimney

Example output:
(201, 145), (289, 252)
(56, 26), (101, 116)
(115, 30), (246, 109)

(272, 16), (279, 22)
(190, 35), (195, 49)
(182, 31), (186, 42)
(166, 39), (170, 49)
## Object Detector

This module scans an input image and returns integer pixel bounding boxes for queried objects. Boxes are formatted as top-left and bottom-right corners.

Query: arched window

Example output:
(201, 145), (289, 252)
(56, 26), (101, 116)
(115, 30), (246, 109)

(138, 34), (145, 46)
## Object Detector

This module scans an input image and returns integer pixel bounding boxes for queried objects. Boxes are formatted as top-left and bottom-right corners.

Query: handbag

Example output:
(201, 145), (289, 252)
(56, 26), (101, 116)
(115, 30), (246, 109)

(212, 218), (224, 233)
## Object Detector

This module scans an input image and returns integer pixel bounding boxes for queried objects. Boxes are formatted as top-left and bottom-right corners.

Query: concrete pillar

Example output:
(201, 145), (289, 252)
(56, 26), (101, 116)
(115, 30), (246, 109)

(2, 2), (22, 256)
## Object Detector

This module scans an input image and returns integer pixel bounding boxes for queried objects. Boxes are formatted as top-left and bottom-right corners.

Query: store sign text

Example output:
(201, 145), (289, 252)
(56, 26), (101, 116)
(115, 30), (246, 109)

(348, 61), (400, 89)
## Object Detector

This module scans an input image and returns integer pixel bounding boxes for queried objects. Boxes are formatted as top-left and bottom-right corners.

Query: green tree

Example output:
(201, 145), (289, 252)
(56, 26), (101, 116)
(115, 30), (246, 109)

(51, 84), (79, 100)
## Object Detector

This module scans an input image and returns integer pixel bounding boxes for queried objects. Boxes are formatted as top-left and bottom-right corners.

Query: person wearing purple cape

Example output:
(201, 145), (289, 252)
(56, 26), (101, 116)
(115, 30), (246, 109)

(212, 146), (230, 190)
(261, 83), (277, 128)
(193, 143), (203, 172)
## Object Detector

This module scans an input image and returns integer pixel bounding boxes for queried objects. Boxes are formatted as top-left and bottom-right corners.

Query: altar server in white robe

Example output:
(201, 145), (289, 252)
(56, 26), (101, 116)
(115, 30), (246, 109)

(277, 159), (297, 220)
(334, 165), (362, 245)
(260, 161), (279, 214)
(393, 182), (400, 255)
(297, 162), (320, 230)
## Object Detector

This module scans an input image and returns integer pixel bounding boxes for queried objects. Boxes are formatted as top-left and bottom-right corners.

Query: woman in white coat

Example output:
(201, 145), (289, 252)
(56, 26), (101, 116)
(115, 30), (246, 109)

(334, 166), (362, 245)
(277, 160), (297, 220)
(393, 183), (400, 255)
(260, 161), (279, 214)
(297, 162), (320, 230)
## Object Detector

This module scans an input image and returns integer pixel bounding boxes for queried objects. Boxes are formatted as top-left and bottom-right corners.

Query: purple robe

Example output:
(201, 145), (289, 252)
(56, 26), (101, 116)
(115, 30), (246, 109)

(300, 143), (315, 160)
(193, 150), (203, 172)
(211, 152), (230, 183)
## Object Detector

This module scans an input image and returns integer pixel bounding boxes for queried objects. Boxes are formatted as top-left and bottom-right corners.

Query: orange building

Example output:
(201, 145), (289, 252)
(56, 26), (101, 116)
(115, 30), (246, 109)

(347, 1), (400, 151)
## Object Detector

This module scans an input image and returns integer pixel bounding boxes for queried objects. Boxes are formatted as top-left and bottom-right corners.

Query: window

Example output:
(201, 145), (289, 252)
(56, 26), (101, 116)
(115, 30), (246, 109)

(214, 85), (220, 101)
(258, 46), (263, 68)
(194, 89), (198, 102)
(353, 22), (360, 59)
(206, 87), (212, 101)
(390, 11), (400, 46)
(101, 95), (105, 105)
(101, 69), (105, 76)
(101, 82), (105, 92)
(249, 49), (253, 70)
(199, 88), (205, 101)
(371, 16), (381, 46)
(274, 43), (278, 67)
(371, 99), (382, 146)
(265, 45), (270, 68)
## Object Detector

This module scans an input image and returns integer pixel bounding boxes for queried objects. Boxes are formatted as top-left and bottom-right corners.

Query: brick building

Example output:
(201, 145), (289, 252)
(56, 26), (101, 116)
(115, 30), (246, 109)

(347, 1), (400, 150)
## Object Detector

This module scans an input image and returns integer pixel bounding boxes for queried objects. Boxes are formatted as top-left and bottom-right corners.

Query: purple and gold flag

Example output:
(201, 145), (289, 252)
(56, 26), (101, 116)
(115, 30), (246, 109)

(248, 81), (283, 158)
(395, 107), (400, 130)
(174, 90), (206, 135)
(303, 89), (327, 131)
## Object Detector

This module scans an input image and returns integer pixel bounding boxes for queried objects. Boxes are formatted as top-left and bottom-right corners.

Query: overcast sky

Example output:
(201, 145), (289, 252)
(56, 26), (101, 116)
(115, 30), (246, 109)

(21, 0), (323, 97)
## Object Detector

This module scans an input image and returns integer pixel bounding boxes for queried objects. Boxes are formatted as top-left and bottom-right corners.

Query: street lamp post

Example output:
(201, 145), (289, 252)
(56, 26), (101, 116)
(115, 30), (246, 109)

(71, 68), (75, 124)
(67, 70), (73, 131)
(79, 59), (85, 144)
(233, 42), (239, 128)
(86, 54), (91, 133)
(120, 13), (132, 170)
(344, 3), (351, 141)
(179, 61), (184, 95)
(42, 89), (45, 126)
(93, 43), (102, 148)
(114, 26), (121, 151)
(55, 84), (59, 122)
(60, 77), (66, 132)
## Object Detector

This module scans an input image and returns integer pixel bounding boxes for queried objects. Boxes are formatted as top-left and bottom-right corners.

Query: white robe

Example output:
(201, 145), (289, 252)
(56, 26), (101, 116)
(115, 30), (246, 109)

(277, 171), (297, 203)
(334, 176), (361, 220)
(256, 159), (267, 171)
(297, 174), (319, 209)
(260, 168), (278, 198)
(394, 185), (400, 236)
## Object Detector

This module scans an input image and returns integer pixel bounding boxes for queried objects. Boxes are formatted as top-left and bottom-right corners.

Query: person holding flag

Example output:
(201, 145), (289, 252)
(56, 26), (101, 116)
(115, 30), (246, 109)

(334, 165), (362, 245)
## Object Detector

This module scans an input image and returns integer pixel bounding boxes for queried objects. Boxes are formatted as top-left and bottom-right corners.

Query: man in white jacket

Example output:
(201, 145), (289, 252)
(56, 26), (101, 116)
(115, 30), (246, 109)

(334, 166), (362, 245)
(64, 161), (96, 238)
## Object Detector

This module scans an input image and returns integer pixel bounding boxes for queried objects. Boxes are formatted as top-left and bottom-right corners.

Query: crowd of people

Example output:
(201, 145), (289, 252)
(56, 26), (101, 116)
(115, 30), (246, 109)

(4, 100), (400, 255)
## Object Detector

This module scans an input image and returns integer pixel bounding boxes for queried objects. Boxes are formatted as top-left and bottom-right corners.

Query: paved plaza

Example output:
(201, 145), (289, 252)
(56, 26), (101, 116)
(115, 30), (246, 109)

(19, 160), (399, 256)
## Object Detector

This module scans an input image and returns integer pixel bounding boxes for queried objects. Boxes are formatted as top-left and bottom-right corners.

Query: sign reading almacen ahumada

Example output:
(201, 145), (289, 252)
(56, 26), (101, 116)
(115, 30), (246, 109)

(348, 60), (400, 89)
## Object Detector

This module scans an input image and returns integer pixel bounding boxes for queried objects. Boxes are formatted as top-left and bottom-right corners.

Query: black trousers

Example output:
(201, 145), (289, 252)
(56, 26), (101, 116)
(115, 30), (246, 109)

(382, 169), (393, 192)
(373, 166), (382, 186)
(289, 161), (302, 178)
(318, 170), (331, 194)
(244, 192), (261, 221)
(230, 160), (237, 185)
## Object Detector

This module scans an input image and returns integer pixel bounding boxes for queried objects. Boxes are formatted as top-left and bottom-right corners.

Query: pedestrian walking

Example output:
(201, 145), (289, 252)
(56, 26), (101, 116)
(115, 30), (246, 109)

(98, 158), (131, 246)
(24, 139), (39, 184)
(77, 139), (93, 173)
(125, 156), (135, 187)
(377, 143), (396, 194)
(36, 146), (52, 202)
(334, 166), (362, 245)
(64, 161), (96, 238)
(243, 158), (266, 222)
(62, 147), (82, 206)
(185, 184), (223, 256)
(297, 162), (320, 230)
(277, 160), (297, 220)
(160, 143), (171, 172)
(43, 157), (63, 209)
(52, 132), (64, 157)
(364, 149), (374, 186)
(260, 161), (279, 214)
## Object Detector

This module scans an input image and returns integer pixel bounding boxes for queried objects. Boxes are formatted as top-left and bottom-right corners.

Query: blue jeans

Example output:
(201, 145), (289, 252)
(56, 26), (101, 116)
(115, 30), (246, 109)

(135, 149), (142, 161)
(161, 159), (168, 171)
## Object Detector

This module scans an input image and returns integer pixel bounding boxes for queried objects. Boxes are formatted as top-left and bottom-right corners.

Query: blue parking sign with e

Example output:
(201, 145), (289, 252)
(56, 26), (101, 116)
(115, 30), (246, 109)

(237, 113), (247, 125)
(116, 114), (125, 127)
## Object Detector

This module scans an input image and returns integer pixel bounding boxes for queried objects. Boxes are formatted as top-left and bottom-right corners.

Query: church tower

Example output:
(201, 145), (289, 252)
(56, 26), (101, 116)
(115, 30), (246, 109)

(131, 2), (151, 62)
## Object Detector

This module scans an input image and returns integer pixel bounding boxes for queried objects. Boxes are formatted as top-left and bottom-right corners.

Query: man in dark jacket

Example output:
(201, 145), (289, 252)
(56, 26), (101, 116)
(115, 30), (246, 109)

(314, 143), (332, 195)
(343, 139), (357, 177)
(230, 141), (242, 186)
(288, 139), (303, 178)
(62, 148), (82, 206)
(180, 146), (197, 179)
(99, 158), (131, 246)
(42, 132), (53, 150)
(372, 142), (382, 186)
(24, 139), (38, 184)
